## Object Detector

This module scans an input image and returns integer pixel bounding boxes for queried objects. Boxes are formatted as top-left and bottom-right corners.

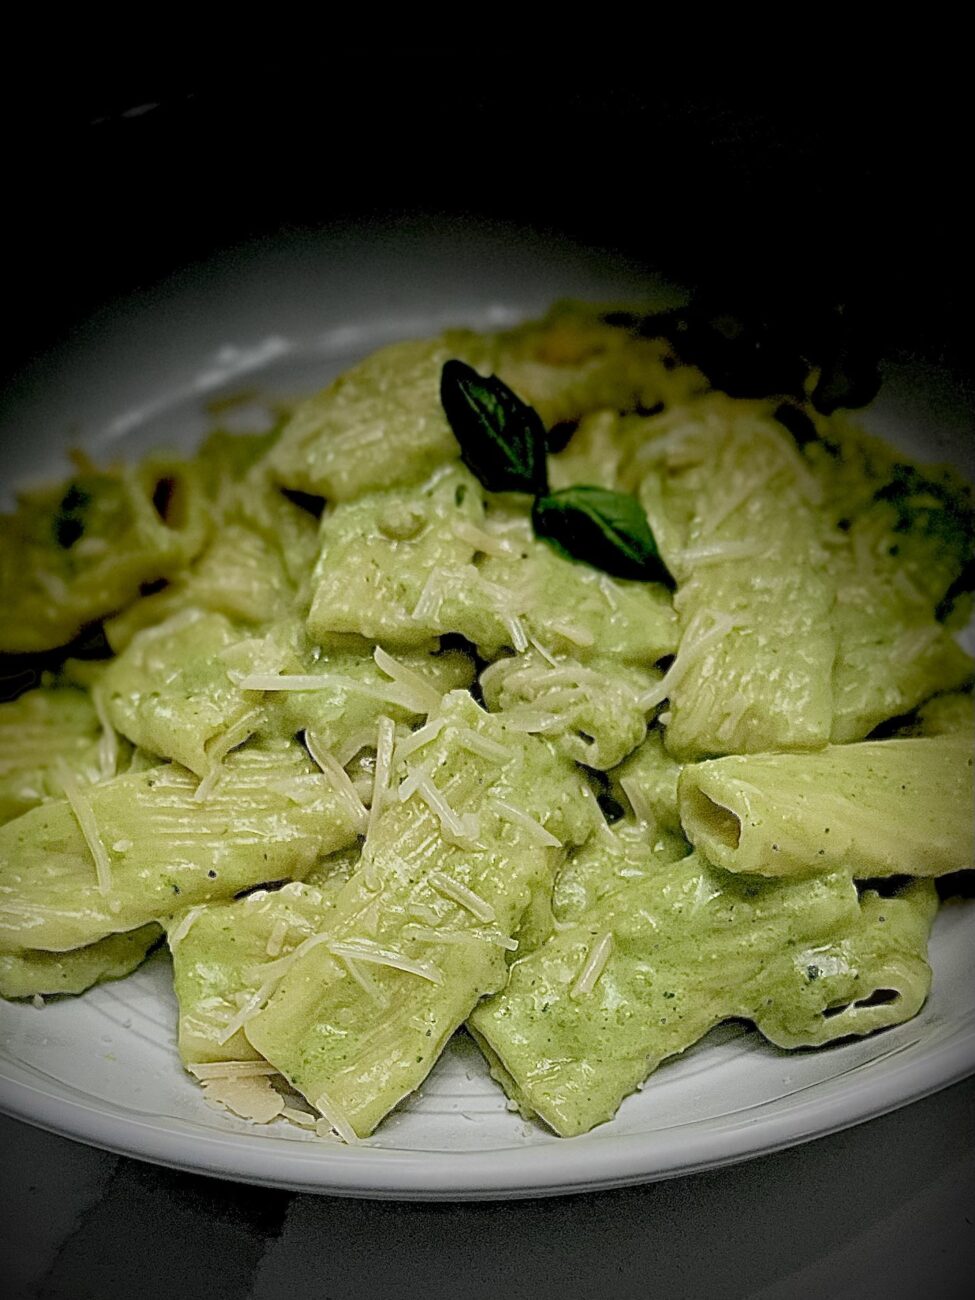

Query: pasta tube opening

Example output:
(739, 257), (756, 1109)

(681, 783), (742, 851)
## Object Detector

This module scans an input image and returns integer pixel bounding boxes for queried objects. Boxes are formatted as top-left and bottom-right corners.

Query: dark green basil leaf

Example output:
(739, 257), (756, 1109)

(440, 360), (548, 494)
(531, 486), (673, 585)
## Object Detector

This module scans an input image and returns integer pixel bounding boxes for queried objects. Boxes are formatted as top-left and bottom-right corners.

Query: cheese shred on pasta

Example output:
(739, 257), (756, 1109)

(56, 763), (113, 895)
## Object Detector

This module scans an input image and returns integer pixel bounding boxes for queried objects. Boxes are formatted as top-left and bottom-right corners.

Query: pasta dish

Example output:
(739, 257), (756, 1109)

(0, 302), (972, 1142)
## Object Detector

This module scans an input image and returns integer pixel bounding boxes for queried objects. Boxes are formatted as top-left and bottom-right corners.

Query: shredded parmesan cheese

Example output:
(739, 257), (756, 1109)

(547, 618), (595, 648)
(503, 613), (529, 653)
(402, 923), (518, 952)
(91, 686), (118, 782)
(373, 646), (442, 714)
(397, 758), (434, 803)
(328, 939), (444, 985)
(570, 932), (614, 998)
(215, 978), (281, 1045)
(892, 625), (941, 665)
(528, 635), (560, 667)
(339, 955), (391, 1007)
(413, 774), (481, 846)
(408, 901), (443, 925)
(598, 575), (620, 611)
(314, 1087), (360, 1144)
(305, 731), (370, 833)
(452, 518), (520, 557)
(490, 798), (561, 847)
(281, 1106), (317, 1128)
(195, 708), (262, 803)
(496, 710), (562, 734)
(411, 568), (444, 623)
(637, 610), (744, 711)
(453, 727), (510, 763)
(428, 870), (496, 923)
(168, 906), (206, 948)
(265, 917), (290, 959)
(619, 776), (654, 827)
(392, 715), (447, 765)
(333, 728), (379, 768)
(201, 1075), (285, 1124)
(57, 762), (112, 894)
(676, 539), (766, 570)
(234, 672), (427, 715)
(364, 714), (396, 859)
(188, 1060), (280, 1081)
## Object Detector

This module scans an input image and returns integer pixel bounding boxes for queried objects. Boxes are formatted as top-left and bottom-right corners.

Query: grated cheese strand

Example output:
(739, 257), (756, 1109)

(547, 618), (595, 648)
(414, 775), (481, 846)
(365, 715), (397, 852)
(373, 646), (442, 714)
(410, 568), (443, 623)
(392, 715), (448, 765)
(637, 610), (744, 712)
(490, 798), (561, 848)
(497, 710), (562, 734)
(328, 939), (444, 985)
(408, 901), (442, 926)
(619, 776), (654, 827)
(428, 869), (496, 923)
(234, 672), (427, 714)
(452, 518), (521, 558)
(57, 762), (113, 894)
(168, 905), (206, 948)
(188, 1060), (280, 1081)
(676, 539), (766, 571)
(281, 1106), (318, 1128)
(598, 575), (620, 611)
(305, 731), (370, 833)
(215, 977), (281, 1045)
(195, 708), (262, 803)
(452, 727), (510, 763)
(528, 636), (560, 668)
(333, 727), (379, 768)
(339, 955), (391, 1008)
(397, 758), (434, 804)
(503, 614), (529, 653)
(91, 686), (119, 782)
(702, 457), (779, 536)
(265, 917), (290, 959)
(313, 1087), (361, 1144)
(402, 923), (518, 952)
(570, 931), (614, 998)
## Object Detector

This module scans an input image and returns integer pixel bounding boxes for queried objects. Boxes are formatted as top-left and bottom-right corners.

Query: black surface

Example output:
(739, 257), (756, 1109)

(2, 1078), (973, 1299)
(2, 58), (972, 388)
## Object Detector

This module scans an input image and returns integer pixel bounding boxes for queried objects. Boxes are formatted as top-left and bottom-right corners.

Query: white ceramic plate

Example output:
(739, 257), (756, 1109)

(1, 223), (973, 1199)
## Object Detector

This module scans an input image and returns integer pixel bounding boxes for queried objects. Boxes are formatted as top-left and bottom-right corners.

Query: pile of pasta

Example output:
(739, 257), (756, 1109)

(1, 303), (972, 1140)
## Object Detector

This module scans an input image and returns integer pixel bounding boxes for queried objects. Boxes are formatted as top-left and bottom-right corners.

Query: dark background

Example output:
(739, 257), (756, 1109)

(2, 56), (971, 389)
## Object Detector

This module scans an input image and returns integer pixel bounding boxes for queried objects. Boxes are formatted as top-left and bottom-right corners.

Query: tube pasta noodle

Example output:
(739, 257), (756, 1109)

(0, 300), (971, 1142)
(678, 735), (975, 879)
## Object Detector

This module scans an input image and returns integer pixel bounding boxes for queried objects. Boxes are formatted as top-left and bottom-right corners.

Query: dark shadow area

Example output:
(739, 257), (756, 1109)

(2, 1076), (970, 1300)
(2, 56), (972, 392)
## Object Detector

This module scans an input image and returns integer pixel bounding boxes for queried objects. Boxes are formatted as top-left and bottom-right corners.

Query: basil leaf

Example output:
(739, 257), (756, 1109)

(531, 486), (673, 585)
(440, 360), (548, 494)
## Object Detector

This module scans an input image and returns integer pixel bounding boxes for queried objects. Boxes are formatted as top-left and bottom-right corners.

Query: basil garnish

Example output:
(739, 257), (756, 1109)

(532, 486), (673, 585)
(440, 360), (548, 495)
